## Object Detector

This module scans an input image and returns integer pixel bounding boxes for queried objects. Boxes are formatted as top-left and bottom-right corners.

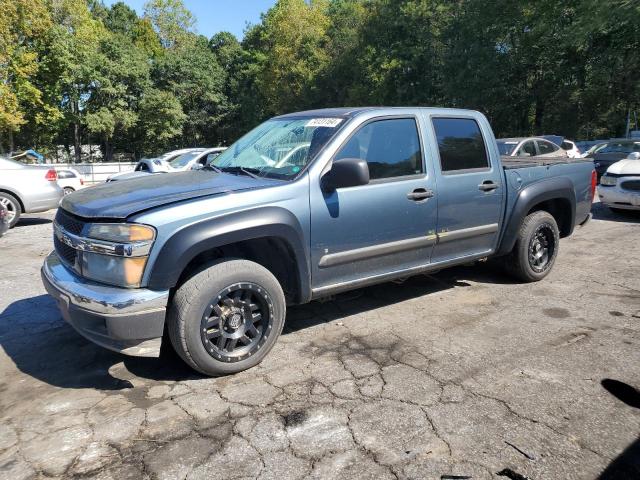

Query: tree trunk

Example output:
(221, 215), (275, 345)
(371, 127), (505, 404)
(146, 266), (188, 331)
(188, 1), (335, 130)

(104, 137), (113, 162)
(8, 130), (14, 154)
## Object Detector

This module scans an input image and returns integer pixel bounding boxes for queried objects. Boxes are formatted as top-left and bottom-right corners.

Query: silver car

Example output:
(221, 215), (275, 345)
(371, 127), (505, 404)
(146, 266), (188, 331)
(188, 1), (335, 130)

(0, 157), (63, 227)
(497, 137), (569, 158)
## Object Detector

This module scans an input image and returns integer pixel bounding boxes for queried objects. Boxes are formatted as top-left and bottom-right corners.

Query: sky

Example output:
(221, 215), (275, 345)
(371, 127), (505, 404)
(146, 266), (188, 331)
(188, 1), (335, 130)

(103, 0), (277, 40)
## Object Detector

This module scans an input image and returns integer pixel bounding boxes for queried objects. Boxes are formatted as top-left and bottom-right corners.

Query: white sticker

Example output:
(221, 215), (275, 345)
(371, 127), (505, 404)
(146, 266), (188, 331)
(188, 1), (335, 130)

(305, 118), (343, 128)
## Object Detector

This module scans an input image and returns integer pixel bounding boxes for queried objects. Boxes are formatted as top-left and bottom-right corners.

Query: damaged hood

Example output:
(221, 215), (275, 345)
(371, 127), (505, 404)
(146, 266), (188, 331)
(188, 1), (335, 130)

(61, 171), (282, 219)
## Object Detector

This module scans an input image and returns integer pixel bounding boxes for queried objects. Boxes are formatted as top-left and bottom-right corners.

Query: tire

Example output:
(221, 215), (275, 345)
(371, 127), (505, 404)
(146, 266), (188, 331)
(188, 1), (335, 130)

(0, 192), (22, 228)
(505, 211), (560, 282)
(63, 187), (75, 196)
(167, 259), (286, 376)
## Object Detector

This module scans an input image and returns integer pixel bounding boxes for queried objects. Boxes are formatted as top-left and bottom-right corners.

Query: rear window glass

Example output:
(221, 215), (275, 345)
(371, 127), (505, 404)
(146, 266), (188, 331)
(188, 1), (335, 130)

(433, 118), (489, 172)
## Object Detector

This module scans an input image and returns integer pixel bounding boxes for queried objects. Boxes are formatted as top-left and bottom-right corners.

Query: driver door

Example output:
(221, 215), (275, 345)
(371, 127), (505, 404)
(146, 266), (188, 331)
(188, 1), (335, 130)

(309, 116), (438, 291)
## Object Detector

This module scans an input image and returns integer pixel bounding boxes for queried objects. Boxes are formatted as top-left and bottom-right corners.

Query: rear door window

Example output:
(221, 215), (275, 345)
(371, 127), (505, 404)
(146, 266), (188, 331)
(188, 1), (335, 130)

(537, 140), (559, 155)
(334, 118), (423, 180)
(432, 118), (489, 172)
(518, 141), (536, 157)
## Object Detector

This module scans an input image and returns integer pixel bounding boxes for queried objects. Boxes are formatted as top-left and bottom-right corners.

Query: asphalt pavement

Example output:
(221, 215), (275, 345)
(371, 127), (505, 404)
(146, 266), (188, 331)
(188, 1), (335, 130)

(0, 203), (639, 479)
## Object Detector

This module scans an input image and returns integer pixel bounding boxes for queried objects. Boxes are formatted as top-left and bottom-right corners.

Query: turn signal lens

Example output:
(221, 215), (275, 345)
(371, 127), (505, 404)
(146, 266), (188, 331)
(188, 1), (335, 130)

(590, 170), (597, 201)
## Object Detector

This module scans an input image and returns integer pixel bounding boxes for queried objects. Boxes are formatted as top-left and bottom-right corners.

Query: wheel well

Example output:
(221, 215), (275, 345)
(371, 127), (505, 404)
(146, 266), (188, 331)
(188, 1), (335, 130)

(527, 198), (572, 237)
(175, 237), (302, 304)
(0, 189), (24, 212)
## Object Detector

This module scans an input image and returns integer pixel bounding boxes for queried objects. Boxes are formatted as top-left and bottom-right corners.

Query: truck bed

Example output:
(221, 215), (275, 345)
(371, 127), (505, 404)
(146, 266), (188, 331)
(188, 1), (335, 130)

(501, 155), (593, 169)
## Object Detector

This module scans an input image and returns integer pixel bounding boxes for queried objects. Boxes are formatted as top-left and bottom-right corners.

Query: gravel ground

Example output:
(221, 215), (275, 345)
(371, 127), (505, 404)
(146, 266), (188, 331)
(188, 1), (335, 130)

(0, 202), (639, 480)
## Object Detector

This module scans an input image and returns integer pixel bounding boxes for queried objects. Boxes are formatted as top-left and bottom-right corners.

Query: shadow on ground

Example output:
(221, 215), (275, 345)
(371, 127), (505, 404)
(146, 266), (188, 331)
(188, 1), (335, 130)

(1, 263), (512, 390)
(591, 201), (640, 223)
(598, 379), (640, 479)
(15, 216), (53, 227)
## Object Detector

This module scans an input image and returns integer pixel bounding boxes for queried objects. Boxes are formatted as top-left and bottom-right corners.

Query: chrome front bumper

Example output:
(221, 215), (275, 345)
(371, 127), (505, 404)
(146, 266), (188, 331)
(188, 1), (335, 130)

(41, 252), (169, 357)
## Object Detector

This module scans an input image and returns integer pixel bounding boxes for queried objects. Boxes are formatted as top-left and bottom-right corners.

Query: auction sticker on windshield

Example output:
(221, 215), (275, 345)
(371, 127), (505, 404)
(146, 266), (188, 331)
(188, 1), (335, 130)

(306, 118), (343, 128)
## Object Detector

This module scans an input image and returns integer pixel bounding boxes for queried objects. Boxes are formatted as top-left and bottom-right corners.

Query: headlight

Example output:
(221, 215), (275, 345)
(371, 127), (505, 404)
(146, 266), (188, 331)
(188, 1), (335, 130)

(87, 223), (155, 242)
(600, 175), (617, 186)
(80, 223), (155, 288)
(81, 253), (148, 288)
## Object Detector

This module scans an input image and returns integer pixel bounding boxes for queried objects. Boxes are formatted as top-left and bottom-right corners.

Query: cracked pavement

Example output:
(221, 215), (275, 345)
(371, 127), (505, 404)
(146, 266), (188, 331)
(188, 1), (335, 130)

(1, 202), (639, 479)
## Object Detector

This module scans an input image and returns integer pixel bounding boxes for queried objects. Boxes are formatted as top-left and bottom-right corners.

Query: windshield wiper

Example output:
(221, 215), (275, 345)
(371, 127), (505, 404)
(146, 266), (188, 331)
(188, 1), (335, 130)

(218, 166), (262, 179)
(202, 164), (222, 173)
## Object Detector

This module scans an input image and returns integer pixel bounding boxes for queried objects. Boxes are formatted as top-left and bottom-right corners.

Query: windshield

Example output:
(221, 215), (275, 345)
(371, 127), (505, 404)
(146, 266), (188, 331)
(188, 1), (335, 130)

(170, 151), (203, 169)
(210, 117), (344, 179)
(593, 142), (640, 154)
(496, 141), (517, 156)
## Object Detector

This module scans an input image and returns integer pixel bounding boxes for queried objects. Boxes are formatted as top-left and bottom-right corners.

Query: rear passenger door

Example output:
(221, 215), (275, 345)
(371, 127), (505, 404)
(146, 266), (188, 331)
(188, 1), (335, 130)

(428, 116), (504, 263)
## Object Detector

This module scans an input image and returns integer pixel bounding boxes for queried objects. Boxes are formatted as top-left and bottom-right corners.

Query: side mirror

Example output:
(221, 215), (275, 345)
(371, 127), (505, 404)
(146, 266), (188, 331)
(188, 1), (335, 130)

(322, 157), (370, 191)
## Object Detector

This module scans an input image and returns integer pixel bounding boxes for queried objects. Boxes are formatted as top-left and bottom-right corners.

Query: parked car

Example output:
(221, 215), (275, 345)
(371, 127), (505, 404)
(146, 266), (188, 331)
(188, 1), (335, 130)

(107, 148), (227, 182)
(56, 168), (85, 195)
(0, 157), (63, 227)
(496, 137), (569, 158)
(42, 107), (595, 376)
(0, 203), (9, 237)
(167, 147), (227, 171)
(583, 140), (640, 180)
(598, 152), (640, 212)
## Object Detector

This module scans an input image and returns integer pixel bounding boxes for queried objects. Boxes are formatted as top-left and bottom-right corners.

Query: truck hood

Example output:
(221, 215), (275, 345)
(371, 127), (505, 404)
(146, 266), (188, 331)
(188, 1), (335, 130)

(607, 159), (640, 176)
(61, 171), (282, 219)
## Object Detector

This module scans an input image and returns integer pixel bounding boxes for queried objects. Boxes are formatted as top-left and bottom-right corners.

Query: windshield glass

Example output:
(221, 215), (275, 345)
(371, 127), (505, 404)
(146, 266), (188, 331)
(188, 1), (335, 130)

(593, 142), (640, 154)
(496, 141), (517, 156)
(210, 117), (344, 179)
(170, 151), (203, 169)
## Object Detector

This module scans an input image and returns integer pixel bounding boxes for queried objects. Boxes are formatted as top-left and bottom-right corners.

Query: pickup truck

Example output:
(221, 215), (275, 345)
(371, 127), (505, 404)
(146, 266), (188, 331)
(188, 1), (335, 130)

(41, 107), (596, 376)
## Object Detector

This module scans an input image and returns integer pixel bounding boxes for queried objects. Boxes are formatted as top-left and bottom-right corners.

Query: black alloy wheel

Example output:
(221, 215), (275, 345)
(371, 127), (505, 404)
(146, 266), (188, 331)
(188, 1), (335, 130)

(528, 223), (556, 273)
(200, 282), (274, 363)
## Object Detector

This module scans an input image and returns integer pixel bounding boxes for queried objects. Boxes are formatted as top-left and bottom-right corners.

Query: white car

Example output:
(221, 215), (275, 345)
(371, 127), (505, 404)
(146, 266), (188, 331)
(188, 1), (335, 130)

(598, 152), (640, 212)
(56, 168), (85, 195)
(561, 140), (581, 158)
(106, 148), (227, 182)
(166, 147), (227, 171)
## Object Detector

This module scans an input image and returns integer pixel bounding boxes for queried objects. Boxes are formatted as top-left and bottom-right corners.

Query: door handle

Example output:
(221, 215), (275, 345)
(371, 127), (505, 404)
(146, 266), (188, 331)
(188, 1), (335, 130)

(478, 181), (499, 192)
(407, 188), (434, 201)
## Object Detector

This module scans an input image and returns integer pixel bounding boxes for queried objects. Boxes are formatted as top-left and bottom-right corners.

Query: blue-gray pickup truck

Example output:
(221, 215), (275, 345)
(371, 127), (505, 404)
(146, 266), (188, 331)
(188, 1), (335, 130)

(42, 107), (596, 376)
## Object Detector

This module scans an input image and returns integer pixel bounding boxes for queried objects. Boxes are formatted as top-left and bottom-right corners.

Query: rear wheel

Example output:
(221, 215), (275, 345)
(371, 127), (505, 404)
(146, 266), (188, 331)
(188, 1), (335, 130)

(167, 259), (285, 376)
(505, 211), (559, 282)
(0, 192), (21, 228)
(63, 187), (75, 196)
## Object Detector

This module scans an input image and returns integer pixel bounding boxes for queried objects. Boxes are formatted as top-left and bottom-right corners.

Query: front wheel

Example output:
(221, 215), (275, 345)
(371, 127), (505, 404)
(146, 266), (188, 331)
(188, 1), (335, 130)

(167, 259), (286, 376)
(505, 211), (560, 282)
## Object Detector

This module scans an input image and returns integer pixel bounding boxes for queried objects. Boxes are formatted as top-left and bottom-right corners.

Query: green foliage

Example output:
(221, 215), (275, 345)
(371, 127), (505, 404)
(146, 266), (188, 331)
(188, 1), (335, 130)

(3, 0), (638, 159)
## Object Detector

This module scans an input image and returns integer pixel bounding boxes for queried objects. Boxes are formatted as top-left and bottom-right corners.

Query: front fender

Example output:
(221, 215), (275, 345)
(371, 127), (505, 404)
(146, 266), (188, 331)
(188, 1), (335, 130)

(146, 206), (310, 300)
(496, 176), (576, 256)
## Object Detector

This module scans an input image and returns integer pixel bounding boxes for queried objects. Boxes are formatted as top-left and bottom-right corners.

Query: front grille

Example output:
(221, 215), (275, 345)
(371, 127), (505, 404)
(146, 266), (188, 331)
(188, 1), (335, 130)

(54, 235), (77, 267)
(620, 180), (640, 192)
(55, 209), (86, 235)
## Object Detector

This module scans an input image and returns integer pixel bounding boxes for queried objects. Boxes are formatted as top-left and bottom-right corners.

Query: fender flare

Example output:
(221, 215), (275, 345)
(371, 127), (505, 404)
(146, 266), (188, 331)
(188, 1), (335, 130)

(496, 176), (576, 256)
(146, 206), (311, 302)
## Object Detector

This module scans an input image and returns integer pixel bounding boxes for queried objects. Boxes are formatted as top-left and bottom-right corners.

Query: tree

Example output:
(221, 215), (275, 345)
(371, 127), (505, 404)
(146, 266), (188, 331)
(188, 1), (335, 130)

(0, 0), (52, 152)
(84, 33), (151, 161)
(143, 0), (195, 49)
(138, 89), (186, 153)
(152, 35), (229, 146)
(256, 0), (331, 115)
